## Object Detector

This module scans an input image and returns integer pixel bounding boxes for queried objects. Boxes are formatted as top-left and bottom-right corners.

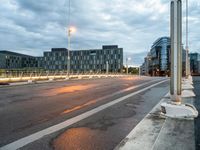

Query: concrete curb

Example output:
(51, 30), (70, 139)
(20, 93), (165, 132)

(115, 94), (196, 150)
(114, 95), (168, 150)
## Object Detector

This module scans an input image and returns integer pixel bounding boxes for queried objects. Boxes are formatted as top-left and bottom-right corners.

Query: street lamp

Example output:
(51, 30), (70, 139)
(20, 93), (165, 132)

(126, 57), (131, 75)
(185, 0), (190, 78)
(160, 0), (198, 119)
(67, 26), (76, 75)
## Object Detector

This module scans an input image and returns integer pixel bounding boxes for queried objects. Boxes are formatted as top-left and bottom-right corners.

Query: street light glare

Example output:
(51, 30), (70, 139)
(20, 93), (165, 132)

(69, 26), (76, 34)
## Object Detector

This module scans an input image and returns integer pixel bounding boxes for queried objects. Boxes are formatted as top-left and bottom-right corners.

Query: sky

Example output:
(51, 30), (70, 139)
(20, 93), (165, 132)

(0, 0), (200, 66)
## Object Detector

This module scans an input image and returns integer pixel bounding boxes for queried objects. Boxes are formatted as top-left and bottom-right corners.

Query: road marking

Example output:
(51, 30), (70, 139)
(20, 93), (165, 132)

(114, 94), (168, 150)
(61, 79), (163, 114)
(0, 79), (168, 150)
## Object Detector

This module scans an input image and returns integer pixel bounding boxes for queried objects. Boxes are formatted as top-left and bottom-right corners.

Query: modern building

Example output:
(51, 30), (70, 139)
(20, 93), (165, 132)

(43, 48), (68, 70)
(43, 45), (123, 73)
(189, 52), (200, 75)
(0, 45), (123, 73)
(147, 37), (170, 76)
(141, 37), (186, 76)
(0, 50), (39, 69)
(71, 45), (123, 73)
(142, 52), (151, 76)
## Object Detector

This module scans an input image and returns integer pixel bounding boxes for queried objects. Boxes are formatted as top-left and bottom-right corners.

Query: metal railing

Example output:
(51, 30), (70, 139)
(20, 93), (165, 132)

(0, 70), (134, 83)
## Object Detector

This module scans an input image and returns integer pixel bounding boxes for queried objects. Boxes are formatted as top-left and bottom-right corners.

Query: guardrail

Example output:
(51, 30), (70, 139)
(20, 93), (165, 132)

(0, 72), (135, 84)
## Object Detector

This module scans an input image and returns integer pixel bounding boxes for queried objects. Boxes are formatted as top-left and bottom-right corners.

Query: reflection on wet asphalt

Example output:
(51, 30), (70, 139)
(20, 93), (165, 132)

(53, 82), (169, 150)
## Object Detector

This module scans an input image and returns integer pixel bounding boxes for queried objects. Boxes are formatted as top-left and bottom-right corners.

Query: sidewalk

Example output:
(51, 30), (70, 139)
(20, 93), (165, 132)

(115, 79), (198, 150)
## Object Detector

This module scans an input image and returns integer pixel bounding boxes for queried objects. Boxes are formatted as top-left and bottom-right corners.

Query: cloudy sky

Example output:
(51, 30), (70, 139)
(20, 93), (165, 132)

(0, 0), (199, 66)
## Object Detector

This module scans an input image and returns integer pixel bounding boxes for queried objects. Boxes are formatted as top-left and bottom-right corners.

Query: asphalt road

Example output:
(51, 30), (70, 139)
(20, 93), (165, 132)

(0, 76), (169, 150)
(193, 76), (200, 150)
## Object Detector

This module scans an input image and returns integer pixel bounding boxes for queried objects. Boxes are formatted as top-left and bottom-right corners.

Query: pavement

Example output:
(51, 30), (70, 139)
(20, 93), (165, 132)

(193, 76), (200, 149)
(0, 76), (170, 150)
(116, 76), (200, 150)
(1, 76), (199, 150)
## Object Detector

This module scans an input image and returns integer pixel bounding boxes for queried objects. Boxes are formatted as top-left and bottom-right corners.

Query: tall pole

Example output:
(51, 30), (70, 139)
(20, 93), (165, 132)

(139, 66), (140, 76)
(67, 29), (71, 75)
(185, 0), (190, 78)
(67, 0), (71, 75)
(126, 57), (128, 75)
(106, 61), (109, 74)
(170, 0), (182, 103)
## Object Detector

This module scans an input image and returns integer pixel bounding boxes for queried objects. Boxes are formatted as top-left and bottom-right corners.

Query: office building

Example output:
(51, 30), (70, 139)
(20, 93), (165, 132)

(0, 50), (39, 69)
(43, 45), (123, 73)
(141, 37), (186, 76)
(70, 45), (123, 73)
(43, 48), (68, 70)
(190, 52), (200, 75)
(148, 37), (170, 76)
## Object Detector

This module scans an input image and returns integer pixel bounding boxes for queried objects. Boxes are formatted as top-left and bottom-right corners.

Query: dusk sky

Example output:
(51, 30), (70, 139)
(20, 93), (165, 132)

(0, 0), (199, 65)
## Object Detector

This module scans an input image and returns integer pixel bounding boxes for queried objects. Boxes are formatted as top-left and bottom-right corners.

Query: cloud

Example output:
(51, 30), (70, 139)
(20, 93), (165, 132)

(0, 0), (199, 63)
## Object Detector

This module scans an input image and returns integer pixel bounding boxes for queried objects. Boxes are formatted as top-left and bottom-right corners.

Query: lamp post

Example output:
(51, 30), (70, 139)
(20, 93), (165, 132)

(170, 0), (182, 103)
(106, 61), (109, 75)
(160, 0), (198, 119)
(67, 28), (71, 76)
(67, 26), (76, 76)
(185, 0), (190, 78)
(126, 57), (131, 75)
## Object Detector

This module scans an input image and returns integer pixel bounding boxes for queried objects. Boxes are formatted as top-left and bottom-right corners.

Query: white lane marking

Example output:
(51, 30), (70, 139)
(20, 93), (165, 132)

(0, 79), (168, 150)
(83, 79), (164, 104)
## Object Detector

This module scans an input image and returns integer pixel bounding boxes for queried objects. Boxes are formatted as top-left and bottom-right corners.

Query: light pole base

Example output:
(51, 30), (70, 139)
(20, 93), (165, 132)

(182, 83), (194, 90)
(161, 102), (198, 119)
(182, 90), (196, 97)
(182, 78), (193, 85)
(188, 75), (193, 82)
(164, 90), (195, 98)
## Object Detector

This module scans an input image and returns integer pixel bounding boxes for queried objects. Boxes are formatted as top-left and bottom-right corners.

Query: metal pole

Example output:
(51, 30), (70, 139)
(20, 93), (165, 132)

(185, 0), (190, 77)
(67, 0), (71, 76)
(139, 67), (140, 76)
(67, 29), (71, 75)
(106, 61), (109, 74)
(126, 57), (128, 75)
(170, 0), (182, 103)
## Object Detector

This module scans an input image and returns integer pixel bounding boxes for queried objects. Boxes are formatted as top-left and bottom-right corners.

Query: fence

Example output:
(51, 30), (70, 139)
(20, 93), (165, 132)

(0, 70), (129, 83)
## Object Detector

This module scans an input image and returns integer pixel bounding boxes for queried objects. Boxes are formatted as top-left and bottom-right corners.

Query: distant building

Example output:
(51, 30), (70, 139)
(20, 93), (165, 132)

(43, 48), (68, 70)
(142, 52), (151, 76)
(35, 57), (44, 69)
(43, 45), (123, 73)
(0, 45), (123, 73)
(148, 37), (170, 76)
(189, 52), (200, 75)
(0, 50), (39, 69)
(141, 37), (186, 76)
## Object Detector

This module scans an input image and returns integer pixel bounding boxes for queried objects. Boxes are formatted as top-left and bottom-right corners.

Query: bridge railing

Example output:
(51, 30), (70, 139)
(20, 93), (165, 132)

(0, 70), (135, 84)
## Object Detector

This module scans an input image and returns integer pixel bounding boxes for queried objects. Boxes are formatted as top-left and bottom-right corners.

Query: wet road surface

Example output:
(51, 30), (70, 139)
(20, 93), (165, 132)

(193, 76), (200, 149)
(0, 76), (169, 149)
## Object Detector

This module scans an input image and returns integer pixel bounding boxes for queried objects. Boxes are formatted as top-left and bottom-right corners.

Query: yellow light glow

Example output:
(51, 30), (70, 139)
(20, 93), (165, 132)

(41, 84), (94, 96)
(69, 26), (76, 34)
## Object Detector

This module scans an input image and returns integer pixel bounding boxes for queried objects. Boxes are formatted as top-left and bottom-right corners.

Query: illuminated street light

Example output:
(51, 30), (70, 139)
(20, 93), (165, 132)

(67, 26), (76, 75)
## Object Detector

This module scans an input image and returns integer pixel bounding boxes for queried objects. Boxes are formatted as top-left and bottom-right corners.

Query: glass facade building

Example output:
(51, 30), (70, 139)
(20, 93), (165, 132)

(149, 37), (170, 76)
(141, 37), (186, 76)
(189, 53), (200, 75)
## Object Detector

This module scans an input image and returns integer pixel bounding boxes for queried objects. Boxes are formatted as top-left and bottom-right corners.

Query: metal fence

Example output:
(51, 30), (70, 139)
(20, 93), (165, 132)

(0, 70), (129, 83)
